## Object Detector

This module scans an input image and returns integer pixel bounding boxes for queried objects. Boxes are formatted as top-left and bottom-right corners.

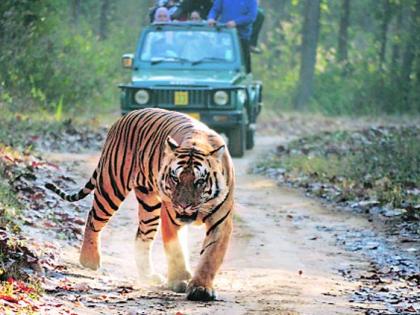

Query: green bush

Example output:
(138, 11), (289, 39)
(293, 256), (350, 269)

(0, 0), (143, 116)
(261, 127), (420, 209)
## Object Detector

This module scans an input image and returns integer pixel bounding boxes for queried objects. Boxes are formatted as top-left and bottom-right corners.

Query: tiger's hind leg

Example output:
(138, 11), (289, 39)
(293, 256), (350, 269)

(80, 188), (127, 270)
(134, 188), (164, 286)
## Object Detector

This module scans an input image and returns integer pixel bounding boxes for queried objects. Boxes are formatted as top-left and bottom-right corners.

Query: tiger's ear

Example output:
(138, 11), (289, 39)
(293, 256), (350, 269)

(166, 136), (179, 152)
(210, 145), (225, 160)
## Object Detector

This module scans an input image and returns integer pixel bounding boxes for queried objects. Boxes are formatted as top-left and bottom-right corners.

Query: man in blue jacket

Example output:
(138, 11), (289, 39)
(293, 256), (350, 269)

(207, 0), (258, 73)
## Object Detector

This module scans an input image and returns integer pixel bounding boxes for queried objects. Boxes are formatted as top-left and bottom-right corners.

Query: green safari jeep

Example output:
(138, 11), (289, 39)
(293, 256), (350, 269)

(119, 22), (263, 157)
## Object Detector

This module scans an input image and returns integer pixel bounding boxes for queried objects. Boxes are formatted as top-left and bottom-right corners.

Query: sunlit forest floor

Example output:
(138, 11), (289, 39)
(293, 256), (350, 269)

(0, 109), (419, 314)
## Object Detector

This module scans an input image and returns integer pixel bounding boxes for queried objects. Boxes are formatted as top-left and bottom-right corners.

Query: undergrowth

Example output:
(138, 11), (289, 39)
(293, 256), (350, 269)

(259, 126), (420, 214)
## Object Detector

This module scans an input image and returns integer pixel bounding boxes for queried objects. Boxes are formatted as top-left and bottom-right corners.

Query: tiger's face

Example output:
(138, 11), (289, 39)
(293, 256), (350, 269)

(158, 136), (226, 223)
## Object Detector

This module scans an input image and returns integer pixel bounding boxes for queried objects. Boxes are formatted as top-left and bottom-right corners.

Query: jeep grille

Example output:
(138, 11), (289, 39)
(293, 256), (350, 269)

(155, 89), (208, 107)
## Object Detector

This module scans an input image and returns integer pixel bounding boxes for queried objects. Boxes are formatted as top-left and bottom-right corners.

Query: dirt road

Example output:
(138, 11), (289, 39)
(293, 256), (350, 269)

(44, 135), (372, 315)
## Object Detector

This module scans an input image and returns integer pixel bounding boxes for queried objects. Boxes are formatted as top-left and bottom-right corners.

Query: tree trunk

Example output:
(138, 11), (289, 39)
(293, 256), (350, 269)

(390, 3), (402, 77)
(262, 0), (288, 44)
(294, 0), (321, 110)
(99, 0), (110, 41)
(265, 0), (288, 68)
(70, 0), (81, 27)
(400, 0), (420, 110)
(416, 1), (420, 100)
(337, 0), (350, 63)
(379, 0), (391, 69)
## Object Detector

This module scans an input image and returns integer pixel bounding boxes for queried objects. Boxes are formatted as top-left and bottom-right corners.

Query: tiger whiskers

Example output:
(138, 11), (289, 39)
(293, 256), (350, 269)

(198, 208), (213, 215)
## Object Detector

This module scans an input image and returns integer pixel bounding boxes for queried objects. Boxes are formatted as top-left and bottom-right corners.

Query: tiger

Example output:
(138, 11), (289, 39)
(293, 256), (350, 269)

(45, 108), (235, 301)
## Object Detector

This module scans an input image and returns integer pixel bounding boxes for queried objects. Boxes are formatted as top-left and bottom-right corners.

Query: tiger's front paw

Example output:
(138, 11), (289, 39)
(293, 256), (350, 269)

(186, 281), (216, 301)
(168, 279), (189, 293)
(168, 270), (192, 293)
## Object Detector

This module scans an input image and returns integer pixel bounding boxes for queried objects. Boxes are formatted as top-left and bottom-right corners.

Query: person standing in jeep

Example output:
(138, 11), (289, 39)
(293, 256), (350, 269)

(171, 0), (214, 21)
(207, 0), (258, 73)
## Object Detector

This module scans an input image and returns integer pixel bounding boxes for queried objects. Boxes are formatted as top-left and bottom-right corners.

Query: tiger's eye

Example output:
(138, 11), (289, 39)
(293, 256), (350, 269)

(170, 172), (179, 183)
(195, 179), (205, 186)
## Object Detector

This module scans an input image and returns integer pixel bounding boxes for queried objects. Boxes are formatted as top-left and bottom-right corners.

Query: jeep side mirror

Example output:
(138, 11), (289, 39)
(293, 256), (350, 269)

(121, 53), (134, 69)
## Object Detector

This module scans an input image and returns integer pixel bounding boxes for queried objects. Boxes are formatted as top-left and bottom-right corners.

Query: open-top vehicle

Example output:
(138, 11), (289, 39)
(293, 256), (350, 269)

(119, 22), (263, 157)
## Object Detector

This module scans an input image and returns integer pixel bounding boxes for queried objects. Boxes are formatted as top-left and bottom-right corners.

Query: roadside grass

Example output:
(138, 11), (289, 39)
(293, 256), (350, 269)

(0, 109), (106, 149)
(0, 106), (108, 283)
(0, 120), (61, 312)
(0, 146), (29, 279)
(0, 146), (24, 239)
(258, 127), (420, 217)
(0, 175), (22, 238)
(0, 107), (111, 154)
(0, 277), (42, 314)
(0, 146), (43, 313)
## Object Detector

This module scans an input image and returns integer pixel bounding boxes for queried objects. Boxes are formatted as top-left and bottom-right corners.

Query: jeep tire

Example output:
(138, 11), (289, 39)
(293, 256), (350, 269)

(246, 128), (255, 150)
(228, 124), (245, 158)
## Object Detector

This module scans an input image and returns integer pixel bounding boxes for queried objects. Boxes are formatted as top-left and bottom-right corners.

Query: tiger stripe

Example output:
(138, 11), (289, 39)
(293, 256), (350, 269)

(45, 108), (235, 301)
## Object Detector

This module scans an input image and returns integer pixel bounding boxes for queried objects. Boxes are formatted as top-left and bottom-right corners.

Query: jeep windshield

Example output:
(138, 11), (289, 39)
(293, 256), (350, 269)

(140, 30), (236, 64)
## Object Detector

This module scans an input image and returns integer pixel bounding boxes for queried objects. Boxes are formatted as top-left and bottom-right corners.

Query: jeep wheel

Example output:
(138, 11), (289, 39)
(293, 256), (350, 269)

(228, 125), (245, 158)
(246, 128), (255, 150)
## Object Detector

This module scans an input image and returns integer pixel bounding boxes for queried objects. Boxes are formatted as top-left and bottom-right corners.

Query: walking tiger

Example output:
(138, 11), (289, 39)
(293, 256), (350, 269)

(45, 108), (235, 301)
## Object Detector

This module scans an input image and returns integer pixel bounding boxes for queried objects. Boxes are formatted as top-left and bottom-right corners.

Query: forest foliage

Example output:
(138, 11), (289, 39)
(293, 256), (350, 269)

(0, 0), (419, 116)
(257, 126), (420, 213)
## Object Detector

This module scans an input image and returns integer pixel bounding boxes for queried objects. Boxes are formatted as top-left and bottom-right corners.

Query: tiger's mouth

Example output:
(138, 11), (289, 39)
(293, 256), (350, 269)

(176, 212), (198, 224)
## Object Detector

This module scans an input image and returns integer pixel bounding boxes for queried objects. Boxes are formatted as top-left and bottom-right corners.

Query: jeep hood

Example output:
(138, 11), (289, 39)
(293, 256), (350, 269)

(132, 69), (244, 87)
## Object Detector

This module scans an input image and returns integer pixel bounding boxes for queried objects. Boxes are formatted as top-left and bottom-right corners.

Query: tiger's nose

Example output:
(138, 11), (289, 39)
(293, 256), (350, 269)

(180, 205), (192, 212)
(176, 203), (193, 213)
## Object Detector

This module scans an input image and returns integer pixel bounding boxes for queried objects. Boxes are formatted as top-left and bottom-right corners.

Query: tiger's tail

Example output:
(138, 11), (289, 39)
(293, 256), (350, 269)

(45, 170), (97, 202)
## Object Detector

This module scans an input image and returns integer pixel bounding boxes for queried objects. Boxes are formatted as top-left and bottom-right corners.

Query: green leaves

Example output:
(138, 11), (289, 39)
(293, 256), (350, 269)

(54, 96), (63, 122)
(258, 126), (420, 211)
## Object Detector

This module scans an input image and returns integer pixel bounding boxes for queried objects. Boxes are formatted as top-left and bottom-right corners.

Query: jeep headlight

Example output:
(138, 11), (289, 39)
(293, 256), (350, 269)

(214, 90), (229, 106)
(237, 89), (247, 104)
(134, 89), (150, 105)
